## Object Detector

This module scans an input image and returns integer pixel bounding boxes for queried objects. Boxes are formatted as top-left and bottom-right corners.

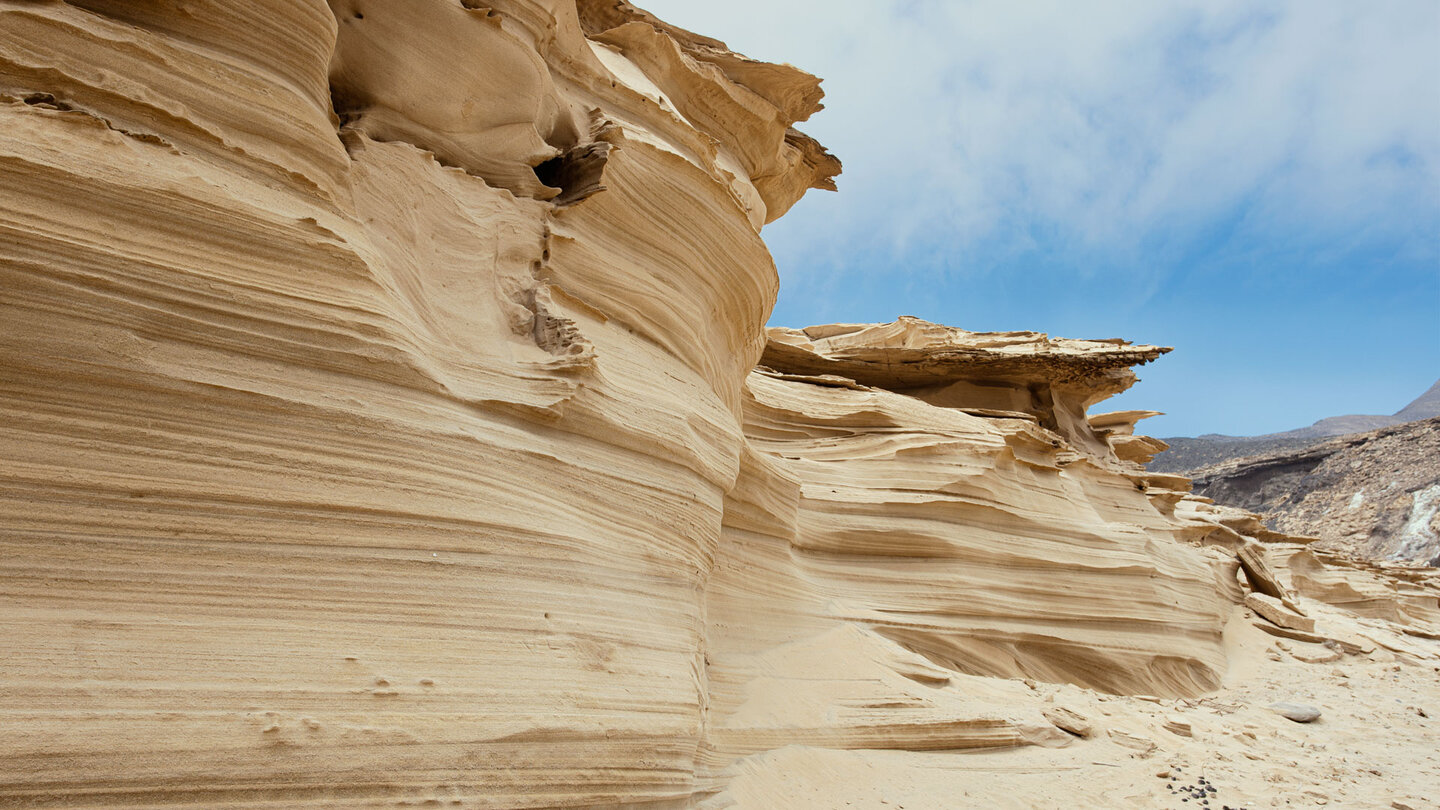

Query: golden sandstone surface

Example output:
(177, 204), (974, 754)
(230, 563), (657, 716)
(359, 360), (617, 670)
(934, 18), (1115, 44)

(1, 2), (1437, 808)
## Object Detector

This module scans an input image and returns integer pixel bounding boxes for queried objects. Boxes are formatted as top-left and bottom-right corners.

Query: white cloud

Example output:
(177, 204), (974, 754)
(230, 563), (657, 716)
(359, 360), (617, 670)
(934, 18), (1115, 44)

(637, 0), (1440, 283)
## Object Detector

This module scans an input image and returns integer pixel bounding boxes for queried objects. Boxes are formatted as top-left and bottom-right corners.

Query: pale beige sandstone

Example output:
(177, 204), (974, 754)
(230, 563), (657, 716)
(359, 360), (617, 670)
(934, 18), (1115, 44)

(1, 1), (829, 805)
(1, 3), (1438, 809)
(1042, 706), (1095, 738)
(1244, 593), (1315, 634)
(727, 324), (1233, 701)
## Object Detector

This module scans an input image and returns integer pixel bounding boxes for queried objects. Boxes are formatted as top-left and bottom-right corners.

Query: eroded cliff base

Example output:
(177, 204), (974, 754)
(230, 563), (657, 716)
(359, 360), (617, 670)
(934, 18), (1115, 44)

(1, 2), (1438, 808)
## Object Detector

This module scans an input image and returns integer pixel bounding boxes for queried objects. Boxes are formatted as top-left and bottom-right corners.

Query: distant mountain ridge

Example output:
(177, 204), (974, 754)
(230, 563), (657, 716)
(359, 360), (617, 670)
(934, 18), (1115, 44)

(1149, 379), (1440, 473)
(1396, 379), (1440, 422)
(1258, 378), (1440, 441)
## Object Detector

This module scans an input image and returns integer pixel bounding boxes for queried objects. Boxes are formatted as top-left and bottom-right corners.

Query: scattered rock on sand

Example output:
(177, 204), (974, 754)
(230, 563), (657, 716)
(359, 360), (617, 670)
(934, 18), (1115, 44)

(1245, 592), (1316, 633)
(1254, 622), (1329, 644)
(1268, 702), (1322, 723)
(1107, 729), (1157, 754)
(1327, 634), (1376, 655)
(1291, 646), (1343, 664)
(1237, 540), (1290, 600)
(1162, 717), (1193, 737)
(1043, 706), (1094, 738)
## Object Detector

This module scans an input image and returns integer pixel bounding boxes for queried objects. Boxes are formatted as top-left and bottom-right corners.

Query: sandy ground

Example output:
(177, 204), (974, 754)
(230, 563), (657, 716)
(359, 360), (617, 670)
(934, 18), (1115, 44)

(717, 606), (1440, 809)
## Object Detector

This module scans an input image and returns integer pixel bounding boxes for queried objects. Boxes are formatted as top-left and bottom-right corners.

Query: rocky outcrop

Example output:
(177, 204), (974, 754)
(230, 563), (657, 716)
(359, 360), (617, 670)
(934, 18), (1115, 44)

(1150, 379), (1440, 473)
(1, 1), (834, 804)
(728, 321), (1224, 704)
(1, 2), (1438, 808)
(1190, 417), (1440, 565)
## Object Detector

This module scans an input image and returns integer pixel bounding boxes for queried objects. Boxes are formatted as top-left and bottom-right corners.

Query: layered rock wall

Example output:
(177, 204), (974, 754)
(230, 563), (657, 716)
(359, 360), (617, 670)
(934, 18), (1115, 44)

(2, 1), (828, 804)
(1, 3), (1436, 808)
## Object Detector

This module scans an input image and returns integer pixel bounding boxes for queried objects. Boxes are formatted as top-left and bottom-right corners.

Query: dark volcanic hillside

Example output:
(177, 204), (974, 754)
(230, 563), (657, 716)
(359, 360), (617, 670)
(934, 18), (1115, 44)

(1151, 433), (1331, 474)
(1396, 379), (1440, 422)
(1149, 378), (1440, 474)
(1189, 417), (1440, 565)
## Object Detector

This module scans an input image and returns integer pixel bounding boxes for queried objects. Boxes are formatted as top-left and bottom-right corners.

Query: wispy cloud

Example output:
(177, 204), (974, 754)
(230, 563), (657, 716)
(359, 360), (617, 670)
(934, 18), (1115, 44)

(642, 0), (1438, 280)
(639, 0), (1439, 434)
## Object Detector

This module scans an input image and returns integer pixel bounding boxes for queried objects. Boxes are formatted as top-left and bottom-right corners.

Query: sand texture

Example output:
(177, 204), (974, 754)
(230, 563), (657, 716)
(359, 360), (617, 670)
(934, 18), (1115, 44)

(1, 2), (1436, 808)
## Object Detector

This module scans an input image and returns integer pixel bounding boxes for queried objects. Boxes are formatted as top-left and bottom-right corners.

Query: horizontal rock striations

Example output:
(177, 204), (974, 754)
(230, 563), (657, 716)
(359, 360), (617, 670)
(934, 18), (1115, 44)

(738, 320), (1226, 701)
(0, 2), (1436, 808)
(1, 1), (832, 805)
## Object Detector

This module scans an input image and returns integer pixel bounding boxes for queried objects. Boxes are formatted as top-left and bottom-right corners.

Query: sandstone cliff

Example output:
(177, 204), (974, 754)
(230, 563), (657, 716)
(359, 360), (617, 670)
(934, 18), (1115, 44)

(2, 2), (1438, 808)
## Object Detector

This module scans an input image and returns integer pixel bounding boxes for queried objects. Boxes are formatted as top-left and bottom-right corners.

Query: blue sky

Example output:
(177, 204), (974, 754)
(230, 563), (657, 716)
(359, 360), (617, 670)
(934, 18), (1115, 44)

(639, 0), (1440, 437)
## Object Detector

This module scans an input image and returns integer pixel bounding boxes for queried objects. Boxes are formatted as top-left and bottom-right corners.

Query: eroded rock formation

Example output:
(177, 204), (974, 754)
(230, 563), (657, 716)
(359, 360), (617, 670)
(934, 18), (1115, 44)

(2, 2), (1437, 808)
